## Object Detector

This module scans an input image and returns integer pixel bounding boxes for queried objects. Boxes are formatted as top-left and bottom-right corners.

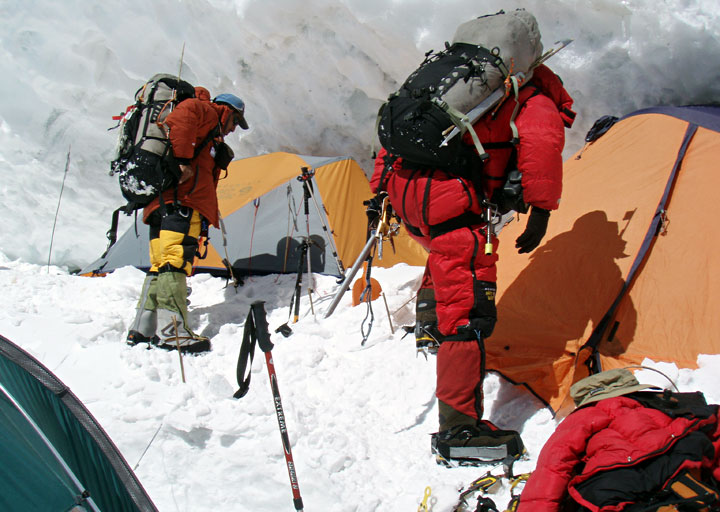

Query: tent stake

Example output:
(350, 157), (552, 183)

(308, 289), (315, 316)
(382, 292), (394, 334)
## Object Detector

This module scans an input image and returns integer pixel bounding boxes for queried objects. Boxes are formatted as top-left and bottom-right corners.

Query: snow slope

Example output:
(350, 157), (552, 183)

(2, 0), (720, 268)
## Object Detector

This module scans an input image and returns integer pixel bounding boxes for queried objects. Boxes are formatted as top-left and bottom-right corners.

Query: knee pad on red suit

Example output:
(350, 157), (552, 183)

(464, 280), (497, 339)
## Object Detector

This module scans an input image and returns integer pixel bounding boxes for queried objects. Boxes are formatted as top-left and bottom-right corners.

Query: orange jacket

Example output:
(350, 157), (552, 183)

(142, 87), (234, 227)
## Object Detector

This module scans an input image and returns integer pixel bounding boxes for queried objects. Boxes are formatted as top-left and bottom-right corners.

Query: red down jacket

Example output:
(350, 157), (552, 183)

(370, 64), (574, 334)
(518, 395), (720, 511)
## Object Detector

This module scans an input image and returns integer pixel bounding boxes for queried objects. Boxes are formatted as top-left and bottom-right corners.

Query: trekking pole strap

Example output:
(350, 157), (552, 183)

(250, 301), (274, 353)
(233, 310), (257, 399)
(233, 301), (275, 399)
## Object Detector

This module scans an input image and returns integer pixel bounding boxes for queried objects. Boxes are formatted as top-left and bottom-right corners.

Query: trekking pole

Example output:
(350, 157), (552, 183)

(275, 240), (308, 337)
(218, 213), (240, 290)
(234, 301), (305, 512)
(171, 42), (186, 106)
(47, 146), (71, 272)
(300, 176), (316, 316)
(292, 240), (308, 323)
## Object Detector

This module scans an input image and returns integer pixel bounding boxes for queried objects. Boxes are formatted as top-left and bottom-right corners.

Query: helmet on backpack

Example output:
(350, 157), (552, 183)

(213, 93), (249, 130)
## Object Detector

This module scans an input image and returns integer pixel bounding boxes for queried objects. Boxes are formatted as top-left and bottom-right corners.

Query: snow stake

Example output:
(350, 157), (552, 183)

(234, 301), (304, 511)
(172, 315), (186, 383)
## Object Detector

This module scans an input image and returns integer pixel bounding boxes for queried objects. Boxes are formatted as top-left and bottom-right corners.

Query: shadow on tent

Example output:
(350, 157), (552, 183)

(486, 210), (637, 421)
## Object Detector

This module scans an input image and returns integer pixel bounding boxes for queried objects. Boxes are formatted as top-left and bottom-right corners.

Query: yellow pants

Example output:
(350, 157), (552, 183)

(148, 206), (202, 275)
(137, 206), (202, 331)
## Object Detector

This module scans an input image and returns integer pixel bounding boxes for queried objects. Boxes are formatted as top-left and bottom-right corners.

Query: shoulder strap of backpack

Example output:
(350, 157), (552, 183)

(661, 468), (719, 511)
(193, 123), (222, 159)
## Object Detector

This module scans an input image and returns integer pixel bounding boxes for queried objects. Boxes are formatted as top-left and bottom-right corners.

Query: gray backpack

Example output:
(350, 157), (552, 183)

(109, 73), (196, 211)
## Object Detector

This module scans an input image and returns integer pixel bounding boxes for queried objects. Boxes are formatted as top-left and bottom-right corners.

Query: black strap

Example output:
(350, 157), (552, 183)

(582, 123), (699, 371)
(193, 124), (221, 159)
(377, 153), (397, 193)
(233, 310), (257, 399)
(233, 301), (275, 399)
(102, 206), (126, 258)
(429, 211), (485, 239)
(421, 169), (435, 228)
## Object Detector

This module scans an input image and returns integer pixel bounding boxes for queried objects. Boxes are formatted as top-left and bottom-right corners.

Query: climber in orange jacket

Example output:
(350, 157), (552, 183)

(127, 87), (249, 353)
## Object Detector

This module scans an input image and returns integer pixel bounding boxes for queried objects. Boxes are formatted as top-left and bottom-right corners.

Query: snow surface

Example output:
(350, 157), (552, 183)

(2, 0), (720, 510)
(3, 255), (720, 511)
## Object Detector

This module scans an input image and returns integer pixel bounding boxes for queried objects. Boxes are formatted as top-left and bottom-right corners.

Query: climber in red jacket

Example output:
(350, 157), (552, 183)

(371, 63), (574, 461)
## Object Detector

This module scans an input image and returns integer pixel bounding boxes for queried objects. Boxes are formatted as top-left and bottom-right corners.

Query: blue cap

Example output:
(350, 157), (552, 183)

(213, 93), (248, 129)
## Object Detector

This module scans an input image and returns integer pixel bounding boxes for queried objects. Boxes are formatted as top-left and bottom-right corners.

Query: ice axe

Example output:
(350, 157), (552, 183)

(324, 195), (398, 319)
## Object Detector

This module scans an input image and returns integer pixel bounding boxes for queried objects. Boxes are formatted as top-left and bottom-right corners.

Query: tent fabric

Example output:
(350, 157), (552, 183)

(83, 153), (427, 277)
(0, 334), (158, 511)
(486, 105), (720, 413)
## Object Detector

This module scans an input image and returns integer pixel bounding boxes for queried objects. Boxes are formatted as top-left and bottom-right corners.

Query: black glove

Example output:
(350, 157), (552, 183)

(364, 191), (387, 224)
(515, 206), (550, 254)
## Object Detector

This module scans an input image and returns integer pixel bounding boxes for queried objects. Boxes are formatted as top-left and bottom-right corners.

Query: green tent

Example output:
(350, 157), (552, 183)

(0, 334), (157, 511)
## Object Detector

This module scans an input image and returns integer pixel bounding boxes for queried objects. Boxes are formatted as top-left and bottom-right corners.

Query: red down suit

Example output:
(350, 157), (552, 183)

(371, 64), (574, 420)
(517, 395), (720, 511)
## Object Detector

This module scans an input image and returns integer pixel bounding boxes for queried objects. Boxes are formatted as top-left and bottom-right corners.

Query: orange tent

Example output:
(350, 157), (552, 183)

(82, 153), (427, 277)
(486, 106), (720, 412)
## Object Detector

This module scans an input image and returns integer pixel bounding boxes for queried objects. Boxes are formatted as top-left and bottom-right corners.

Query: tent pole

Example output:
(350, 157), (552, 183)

(0, 382), (102, 512)
(299, 167), (346, 277)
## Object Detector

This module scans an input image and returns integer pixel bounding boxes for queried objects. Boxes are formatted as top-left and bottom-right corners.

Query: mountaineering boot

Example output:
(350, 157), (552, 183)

(431, 422), (525, 467)
(156, 308), (211, 354)
(127, 308), (159, 347)
(153, 270), (210, 354)
(432, 400), (525, 467)
(127, 273), (159, 346)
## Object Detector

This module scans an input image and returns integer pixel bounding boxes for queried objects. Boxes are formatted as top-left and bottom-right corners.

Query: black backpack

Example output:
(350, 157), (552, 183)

(109, 73), (196, 212)
(377, 42), (507, 169)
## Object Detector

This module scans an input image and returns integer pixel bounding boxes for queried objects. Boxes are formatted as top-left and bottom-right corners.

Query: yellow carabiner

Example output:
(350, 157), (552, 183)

(418, 486), (432, 512)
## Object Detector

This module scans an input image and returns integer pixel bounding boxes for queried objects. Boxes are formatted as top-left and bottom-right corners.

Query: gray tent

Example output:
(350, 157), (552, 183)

(81, 152), (427, 277)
